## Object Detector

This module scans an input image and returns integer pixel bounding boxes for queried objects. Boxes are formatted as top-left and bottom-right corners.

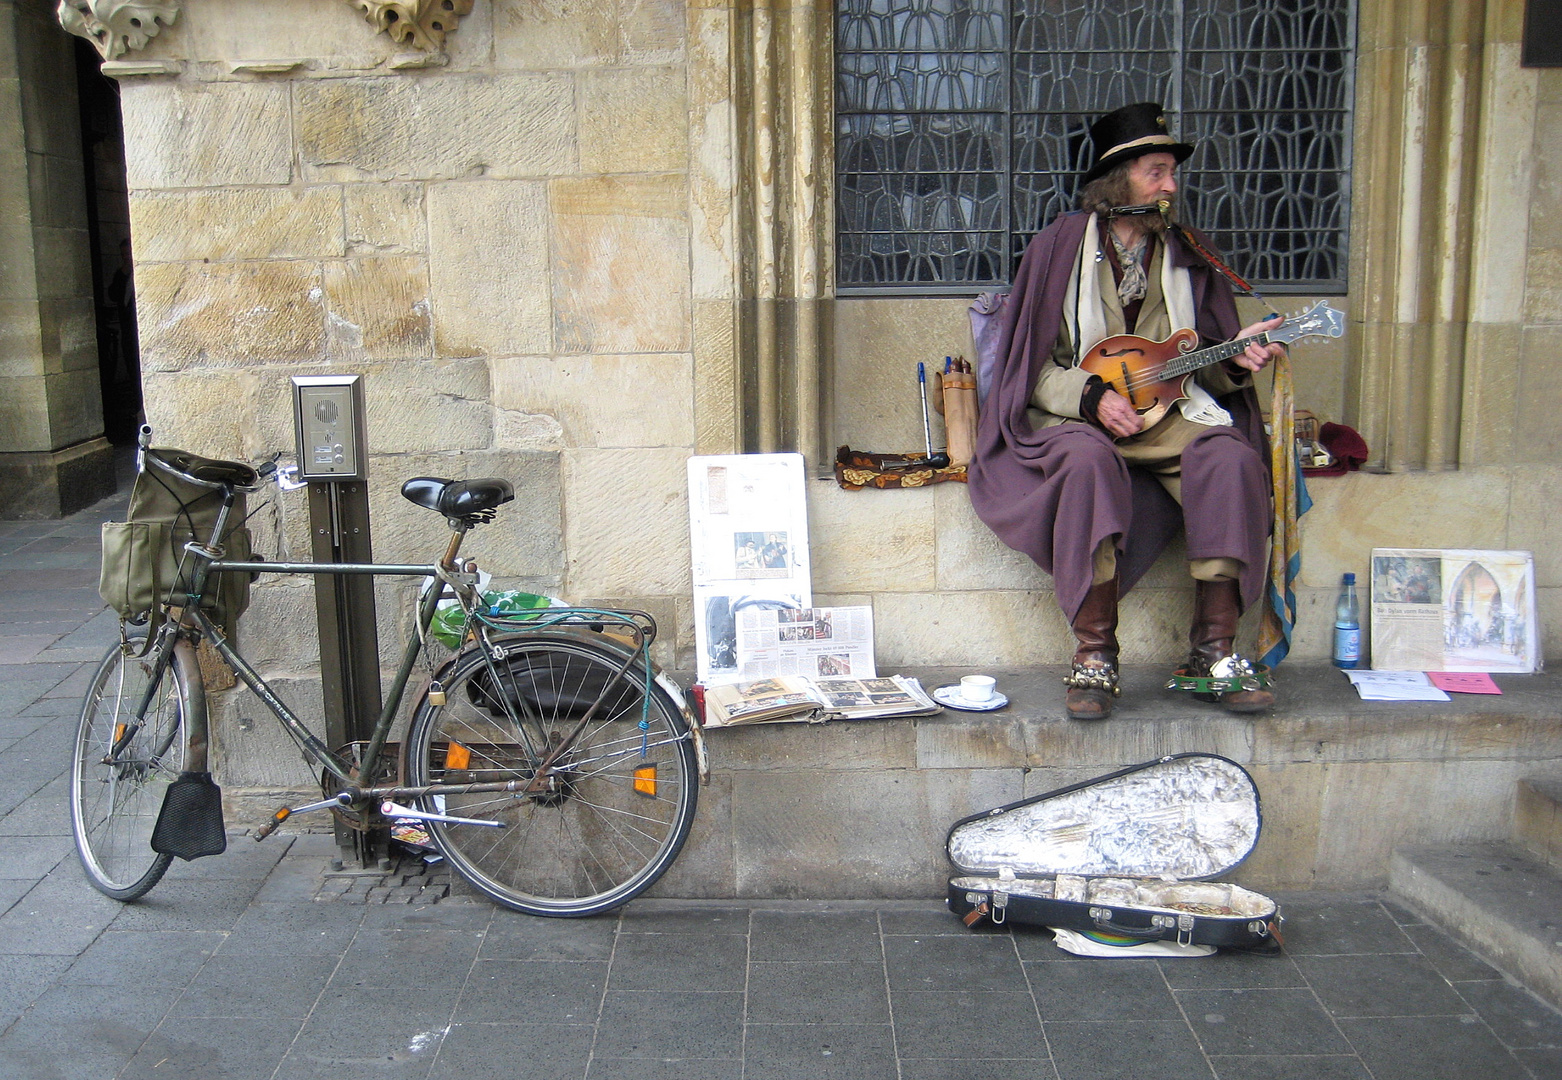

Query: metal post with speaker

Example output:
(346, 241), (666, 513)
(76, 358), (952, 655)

(291, 375), (385, 870)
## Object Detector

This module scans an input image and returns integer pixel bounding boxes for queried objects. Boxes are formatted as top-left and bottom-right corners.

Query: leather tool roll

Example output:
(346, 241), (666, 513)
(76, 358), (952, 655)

(937, 370), (978, 468)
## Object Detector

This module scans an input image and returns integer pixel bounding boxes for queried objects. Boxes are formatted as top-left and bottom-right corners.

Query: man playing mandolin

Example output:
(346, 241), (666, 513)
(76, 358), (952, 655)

(969, 102), (1285, 721)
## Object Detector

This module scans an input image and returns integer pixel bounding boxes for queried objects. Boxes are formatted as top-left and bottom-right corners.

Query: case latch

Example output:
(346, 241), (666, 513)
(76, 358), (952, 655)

(1176, 913), (1195, 946)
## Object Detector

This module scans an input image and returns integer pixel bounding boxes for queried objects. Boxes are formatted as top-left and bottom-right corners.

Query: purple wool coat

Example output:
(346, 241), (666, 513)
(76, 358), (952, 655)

(967, 211), (1271, 624)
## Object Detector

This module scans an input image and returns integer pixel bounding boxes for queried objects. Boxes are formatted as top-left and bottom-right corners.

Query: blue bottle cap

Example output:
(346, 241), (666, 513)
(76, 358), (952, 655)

(1343, 572), (1355, 584)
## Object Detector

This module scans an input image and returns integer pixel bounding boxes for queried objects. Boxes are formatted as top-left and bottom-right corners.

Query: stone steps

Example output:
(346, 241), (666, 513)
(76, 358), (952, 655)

(1517, 777), (1562, 872)
(1389, 840), (1562, 1010)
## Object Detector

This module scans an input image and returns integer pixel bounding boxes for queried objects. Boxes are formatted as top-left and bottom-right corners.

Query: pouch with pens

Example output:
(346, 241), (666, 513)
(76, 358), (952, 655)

(934, 356), (978, 468)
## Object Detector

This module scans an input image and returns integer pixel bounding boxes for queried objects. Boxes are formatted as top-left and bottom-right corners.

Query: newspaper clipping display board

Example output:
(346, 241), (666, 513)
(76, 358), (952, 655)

(1370, 548), (1538, 673)
(687, 454), (812, 685)
(736, 606), (875, 680)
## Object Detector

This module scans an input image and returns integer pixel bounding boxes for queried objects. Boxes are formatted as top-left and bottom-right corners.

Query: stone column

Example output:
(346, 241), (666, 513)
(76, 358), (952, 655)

(0, 0), (114, 517)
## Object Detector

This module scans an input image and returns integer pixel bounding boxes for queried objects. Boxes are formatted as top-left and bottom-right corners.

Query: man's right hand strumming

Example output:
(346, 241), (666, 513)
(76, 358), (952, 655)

(1095, 389), (1145, 438)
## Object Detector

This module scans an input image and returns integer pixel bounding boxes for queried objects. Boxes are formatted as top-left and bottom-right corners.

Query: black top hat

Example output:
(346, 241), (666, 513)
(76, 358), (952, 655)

(1081, 102), (1194, 184)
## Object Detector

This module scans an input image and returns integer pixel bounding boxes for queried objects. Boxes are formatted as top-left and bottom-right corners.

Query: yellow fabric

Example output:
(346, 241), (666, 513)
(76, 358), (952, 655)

(1258, 352), (1300, 665)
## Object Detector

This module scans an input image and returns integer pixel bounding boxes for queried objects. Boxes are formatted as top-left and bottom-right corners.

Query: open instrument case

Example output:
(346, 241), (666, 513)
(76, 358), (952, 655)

(945, 753), (1282, 950)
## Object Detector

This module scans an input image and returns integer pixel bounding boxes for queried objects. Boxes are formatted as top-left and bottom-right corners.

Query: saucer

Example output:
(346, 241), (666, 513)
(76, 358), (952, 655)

(933, 684), (1009, 712)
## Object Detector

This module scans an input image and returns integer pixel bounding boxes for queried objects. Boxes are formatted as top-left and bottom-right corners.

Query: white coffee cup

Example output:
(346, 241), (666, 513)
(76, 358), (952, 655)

(960, 675), (996, 702)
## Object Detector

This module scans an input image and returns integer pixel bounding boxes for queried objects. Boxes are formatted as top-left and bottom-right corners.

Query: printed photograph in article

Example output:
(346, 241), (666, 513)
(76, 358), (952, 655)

(1371, 549), (1537, 673)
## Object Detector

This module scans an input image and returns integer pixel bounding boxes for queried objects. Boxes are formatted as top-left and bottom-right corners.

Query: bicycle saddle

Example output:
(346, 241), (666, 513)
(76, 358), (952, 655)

(401, 476), (515, 519)
(145, 447), (259, 489)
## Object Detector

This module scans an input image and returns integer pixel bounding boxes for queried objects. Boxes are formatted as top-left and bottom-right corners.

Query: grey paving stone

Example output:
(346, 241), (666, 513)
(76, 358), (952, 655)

(1176, 988), (1351, 1056)
(1272, 895), (1416, 956)
(1454, 979), (1562, 1048)
(1046, 1019), (1214, 1080)
(591, 990), (744, 1059)
(0, 875), (123, 955)
(884, 932), (1028, 992)
(0, 877), (36, 917)
(585, 1059), (743, 1080)
(61, 929), (222, 987)
(1513, 1046), (1562, 1078)
(748, 909), (885, 961)
(280, 987), (454, 1079)
(1402, 922), (1504, 982)
(743, 1022), (898, 1080)
(478, 915), (614, 961)
(1012, 927), (1092, 961)
(168, 950), (341, 1018)
(224, 900), (365, 953)
(160, 836), (289, 881)
(1025, 957), (1177, 1021)
(897, 1060), (1059, 1080)
(103, 877), (265, 932)
(430, 1022), (594, 1080)
(877, 906), (988, 937)
(0, 835), (73, 879)
(1334, 1015), (1533, 1080)
(889, 991), (1042, 1059)
(607, 926), (749, 991)
(0, 982), (180, 1077)
(1294, 952), (1471, 1018)
(1157, 951), (1307, 990)
(1208, 1055), (1371, 1080)
(0, 777), (73, 837)
(747, 960), (890, 1024)
(119, 1015), (303, 1080)
(330, 927), (485, 990)
(0, 954), (72, 1026)
(616, 903), (750, 935)
(454, 959), (607, 1024)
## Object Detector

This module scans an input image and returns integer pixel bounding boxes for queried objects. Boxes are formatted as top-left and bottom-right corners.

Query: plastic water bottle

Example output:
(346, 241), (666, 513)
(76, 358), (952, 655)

(1333, 572), (1361, 669)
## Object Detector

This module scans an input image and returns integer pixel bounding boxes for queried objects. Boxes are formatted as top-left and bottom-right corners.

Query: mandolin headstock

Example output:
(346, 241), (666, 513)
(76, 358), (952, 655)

(1274, 300), (1346, 345)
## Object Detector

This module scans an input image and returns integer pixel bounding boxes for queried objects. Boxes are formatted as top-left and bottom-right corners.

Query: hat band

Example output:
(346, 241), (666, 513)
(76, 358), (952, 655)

(1098, 133), (1178, 161)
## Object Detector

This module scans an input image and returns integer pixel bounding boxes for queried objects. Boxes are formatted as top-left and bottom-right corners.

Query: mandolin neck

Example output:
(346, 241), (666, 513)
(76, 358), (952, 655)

(1163, 333), (1270, 380)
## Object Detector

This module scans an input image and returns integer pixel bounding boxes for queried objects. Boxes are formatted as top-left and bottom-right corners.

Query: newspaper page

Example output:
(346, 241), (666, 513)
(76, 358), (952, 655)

(813, 675), (939, 719)
(701, 677), (825, 727)
(687, 454), (812, 685)
(735, 606), (875, 680)
(1370, 548), (1538, 673)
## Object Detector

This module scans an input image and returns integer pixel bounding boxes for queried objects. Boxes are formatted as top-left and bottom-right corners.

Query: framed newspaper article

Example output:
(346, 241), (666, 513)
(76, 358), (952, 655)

(1370, 549), (1538, 673)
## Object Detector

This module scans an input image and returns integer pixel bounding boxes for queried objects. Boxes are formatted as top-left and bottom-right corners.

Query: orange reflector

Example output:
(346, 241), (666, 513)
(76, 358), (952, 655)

(633, 764), (657, 797)
(114, 723), (127, 743)
(445, 742), (471, 770)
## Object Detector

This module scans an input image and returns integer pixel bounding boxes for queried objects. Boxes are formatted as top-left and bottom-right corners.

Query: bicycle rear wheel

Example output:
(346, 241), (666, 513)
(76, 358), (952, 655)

(407, 633), (698, 917)
(71, 634), (189, 901)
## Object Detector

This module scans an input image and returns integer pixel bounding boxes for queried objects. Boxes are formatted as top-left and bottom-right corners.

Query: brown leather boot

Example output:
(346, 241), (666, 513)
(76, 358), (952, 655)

(1186, 579), (1275, 713)
(1064, 577), (1120, 721)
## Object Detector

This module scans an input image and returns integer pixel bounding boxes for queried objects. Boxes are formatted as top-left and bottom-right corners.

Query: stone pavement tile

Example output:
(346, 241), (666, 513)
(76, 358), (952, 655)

(0, 670), (74, 715)
(748, 909), (883, 961)
(0, 776), (73, 837)
(1176, 988), (1351, 1056)
(747, 960), (891, 1024)
(0, 879), (35, 917)
(898, 1060), (1059, 1080)
(616, 903), (750, 935)
(0, 735), (73, 789)
(889, 991), (1042, 1059)
(1453, 979), (1562, 1048)
(0, 715), (50, 742)
(104, 877), (268, 932)
(454, 959), (607, 1024)
(0, 982), (180, 1080)
(429, 1022), (594, 1080)
(591, 990), (743, 1059)
(1514, 1047), (1562, 1077)
(0, 635), (65, 665)
(161, 834), (289, 881)
(1045, 1019), (1213, 1080)
(18, 692), (89, 717)
(1272, 894), (1416, 955)
(224, 899), (365, 954)
(1012, 927), (1091, 961)
(0, 780), (49, 820)
(878, 907), (992, 937)
(607, 927), (748, 991)
(363, 899), (494, 931)
(331, 927), (485, 990)
(1296, 952), (1472, 1018)
(743, 1021), (898, 1080)
(477, 913), (613, 961)
(280, 987), (454, 1079)
(1025, 957), (1178, 1021)
(884, 933), (1028, 992)
(41, 663), (97, 703)
(0, 954), (72, 1027)
(1402, 923), (1503, 982)
(1334, 1015), (1532, 1080)
(0, 834), (73, 879)
(168, 950), (342, 1018)
(585, 1059), (742, 1080)
(0, 874), (124, 955)
(1157, 951), (1307, 990)
(119, 1015), (303, 1080)
(61, 929), (222, 987)
(1207, 1055), (1371, 1079)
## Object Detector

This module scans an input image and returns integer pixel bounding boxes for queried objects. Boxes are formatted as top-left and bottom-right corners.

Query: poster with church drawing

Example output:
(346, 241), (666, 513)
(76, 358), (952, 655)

(1370, 549), (1538, 673)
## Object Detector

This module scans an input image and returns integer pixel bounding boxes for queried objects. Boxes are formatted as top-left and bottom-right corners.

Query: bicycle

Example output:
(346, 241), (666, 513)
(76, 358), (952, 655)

(71, 429), (703, 917)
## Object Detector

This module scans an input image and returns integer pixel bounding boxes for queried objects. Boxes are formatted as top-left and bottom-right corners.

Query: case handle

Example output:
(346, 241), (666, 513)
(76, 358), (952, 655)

(1087, 906), (1190, 941)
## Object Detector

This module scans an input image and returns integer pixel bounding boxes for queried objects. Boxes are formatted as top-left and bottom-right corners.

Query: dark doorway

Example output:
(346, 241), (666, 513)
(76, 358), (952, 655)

(75, 39), (142, 445)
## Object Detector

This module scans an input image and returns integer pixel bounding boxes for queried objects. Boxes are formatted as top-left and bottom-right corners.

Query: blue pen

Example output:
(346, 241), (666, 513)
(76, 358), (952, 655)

(918, 362), (951, 469)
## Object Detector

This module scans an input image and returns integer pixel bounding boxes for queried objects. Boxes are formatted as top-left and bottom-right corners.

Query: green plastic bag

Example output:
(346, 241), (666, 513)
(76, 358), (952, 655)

(430, 590), (563, 649)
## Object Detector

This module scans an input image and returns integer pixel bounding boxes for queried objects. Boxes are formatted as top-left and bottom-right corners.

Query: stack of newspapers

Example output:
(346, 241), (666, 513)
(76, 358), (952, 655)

(700, 675), (941, 728)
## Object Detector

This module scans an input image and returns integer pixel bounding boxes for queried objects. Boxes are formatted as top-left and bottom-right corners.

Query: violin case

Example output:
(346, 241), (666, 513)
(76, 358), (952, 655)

(945, 753), (1281, 950)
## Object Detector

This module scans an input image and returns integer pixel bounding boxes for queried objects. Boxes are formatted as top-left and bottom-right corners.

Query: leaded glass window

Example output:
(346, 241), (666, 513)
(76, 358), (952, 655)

(836, 0), (1355, 294)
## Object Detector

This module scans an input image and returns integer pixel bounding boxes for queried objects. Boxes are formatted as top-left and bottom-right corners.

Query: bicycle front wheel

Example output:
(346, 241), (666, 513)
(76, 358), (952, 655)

(407, 634), (698, 917)
(71, 635), (189, 901)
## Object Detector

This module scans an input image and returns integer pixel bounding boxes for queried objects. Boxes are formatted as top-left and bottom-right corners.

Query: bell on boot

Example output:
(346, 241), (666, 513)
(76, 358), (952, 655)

(1174, 579), (1275, 714)
(1064, 577), (1120, 721)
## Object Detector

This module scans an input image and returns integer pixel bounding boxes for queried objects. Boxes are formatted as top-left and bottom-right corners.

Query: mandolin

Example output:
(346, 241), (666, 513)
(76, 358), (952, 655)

(1080, 300), (1346, 431)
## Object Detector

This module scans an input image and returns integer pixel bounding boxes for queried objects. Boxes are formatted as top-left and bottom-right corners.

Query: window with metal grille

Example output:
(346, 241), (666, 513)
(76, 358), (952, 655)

(835, 0), (1355, 294)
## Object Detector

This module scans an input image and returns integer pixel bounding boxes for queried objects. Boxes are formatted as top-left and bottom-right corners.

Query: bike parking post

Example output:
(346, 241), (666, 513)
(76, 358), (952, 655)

(292, 376), (385, 870)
